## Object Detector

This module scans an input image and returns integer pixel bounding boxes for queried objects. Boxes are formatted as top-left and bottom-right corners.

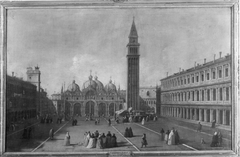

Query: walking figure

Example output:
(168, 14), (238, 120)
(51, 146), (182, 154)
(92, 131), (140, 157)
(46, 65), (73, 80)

(141, 133), (148, 148)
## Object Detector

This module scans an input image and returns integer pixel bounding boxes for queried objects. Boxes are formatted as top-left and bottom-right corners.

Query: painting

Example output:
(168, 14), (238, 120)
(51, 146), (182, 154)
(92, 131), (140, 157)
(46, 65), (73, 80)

(0, 0), (239, 157)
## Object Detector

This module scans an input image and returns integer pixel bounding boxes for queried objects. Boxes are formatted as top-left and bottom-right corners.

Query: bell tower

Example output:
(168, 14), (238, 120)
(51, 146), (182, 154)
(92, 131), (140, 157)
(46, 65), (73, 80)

(126, 18), (140, 110)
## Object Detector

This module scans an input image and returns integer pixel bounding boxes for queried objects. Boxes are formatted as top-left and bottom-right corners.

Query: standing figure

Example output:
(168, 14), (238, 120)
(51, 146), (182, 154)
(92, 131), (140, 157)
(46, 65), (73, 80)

(64, 132), (71, 146)
(210, 132), (218, 147)
(111, 133), (118, 147)
(160, 128), (165, 141)
(197, 122), (202, 132)
(165, 130), (170, 144)
(168, 130), (175, 145)
(108, 119), (111, 126)
(124, 127), (129, 137)
(211, 120), (216, 128)
(49, 128), (54, 140)
(175, 130), (180, 144)
(84, 132), (91, 147)
(102, 133), (107, 149)
(218, 132), (222, 147)
(106, 131), (112, 148)
(141, 117), (145, 125)
(141, 133), (148, 148)
(129, 127), (133, 137)
(86, 133), (96, 148)
(96, 134), (103, 149)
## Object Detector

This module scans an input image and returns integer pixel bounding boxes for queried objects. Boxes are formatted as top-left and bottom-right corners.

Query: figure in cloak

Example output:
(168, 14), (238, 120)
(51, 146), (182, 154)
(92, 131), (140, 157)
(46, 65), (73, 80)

(102, 133), (107, 149)
(175, 130), (180, 144)
(197, 122), (202, 132)
(218, 132), (222, 147)
(111, 133), (118, 147)
(129, 127), (133, 137)
(160, 128), (165, 141)
(210, 132), (218, 147)
(141, 133), (148, 148)
(124, 127), (129, 137)
(106, 131), (112, 148)
(64, 132), (71, 146)
(49, 128), (54, 140)
(168, 130), (175, 145)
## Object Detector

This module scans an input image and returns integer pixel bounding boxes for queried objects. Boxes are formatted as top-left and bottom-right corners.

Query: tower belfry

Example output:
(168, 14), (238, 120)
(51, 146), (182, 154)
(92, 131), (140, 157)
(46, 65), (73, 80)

(126, 18), (140, 110)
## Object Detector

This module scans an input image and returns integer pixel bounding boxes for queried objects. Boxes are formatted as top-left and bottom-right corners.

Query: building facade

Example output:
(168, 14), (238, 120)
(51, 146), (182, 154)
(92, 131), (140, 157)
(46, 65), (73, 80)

(126, 19), (140, 111)
(160, 54), (231, 126)
(139, 87), (157, 113)
(6, 75), (37, 126)
(52, 75), (124, 117)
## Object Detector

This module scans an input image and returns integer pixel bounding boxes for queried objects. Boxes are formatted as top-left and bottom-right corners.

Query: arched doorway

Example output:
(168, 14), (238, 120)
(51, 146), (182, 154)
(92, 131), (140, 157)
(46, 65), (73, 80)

(85, 101), (95, 116)
(65, 101), (71, 117)
(109, 103), (115, 116)
(74, 103), (81, 116)
(98, 103), (106, 117)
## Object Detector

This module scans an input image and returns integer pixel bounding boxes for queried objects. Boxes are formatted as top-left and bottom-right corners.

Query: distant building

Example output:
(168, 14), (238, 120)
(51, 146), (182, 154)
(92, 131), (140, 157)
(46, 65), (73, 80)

(156, 86), (161, 116)
(6, 74), (37, 127)
(160, 53), (231, 126)
(139, 87), (157, 113)
(51, 75), (124, 117)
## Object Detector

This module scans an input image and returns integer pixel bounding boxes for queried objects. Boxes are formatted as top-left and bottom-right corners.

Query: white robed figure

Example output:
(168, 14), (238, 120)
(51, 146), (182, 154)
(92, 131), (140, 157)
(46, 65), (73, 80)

(86, 134), (96, 148)
(129, 116), (132, 123)
(64, 132), (71, 146)
(168, 130), (175, 145)
(141, 118), (145, 125)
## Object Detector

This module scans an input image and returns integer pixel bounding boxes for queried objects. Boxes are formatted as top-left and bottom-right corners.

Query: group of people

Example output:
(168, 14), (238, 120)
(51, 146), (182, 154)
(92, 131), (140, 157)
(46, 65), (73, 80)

(124, 127), (134, 138)
(22, 125), (34, 139)
(161, 128), (180, 145)
(81, 131), (117, 149)
(72, 119), (78, 126)
(40, 115), (53, 124)
(210, 131), (222, 147)
(95, 118), (100, 125)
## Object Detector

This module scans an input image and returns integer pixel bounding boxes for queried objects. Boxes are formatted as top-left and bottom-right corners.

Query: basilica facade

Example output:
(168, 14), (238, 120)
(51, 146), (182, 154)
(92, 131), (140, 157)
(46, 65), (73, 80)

(52, 75), (124, 117)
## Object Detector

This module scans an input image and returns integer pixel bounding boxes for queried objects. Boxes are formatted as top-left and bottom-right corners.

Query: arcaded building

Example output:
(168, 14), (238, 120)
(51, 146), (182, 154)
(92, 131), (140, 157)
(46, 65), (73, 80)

(52, 75), (124, 117)
(160, 53), (231, 126)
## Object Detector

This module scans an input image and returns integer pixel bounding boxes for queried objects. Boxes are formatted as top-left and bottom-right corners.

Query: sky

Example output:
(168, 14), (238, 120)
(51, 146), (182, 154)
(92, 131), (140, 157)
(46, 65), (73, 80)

(7, 7), (231, 96)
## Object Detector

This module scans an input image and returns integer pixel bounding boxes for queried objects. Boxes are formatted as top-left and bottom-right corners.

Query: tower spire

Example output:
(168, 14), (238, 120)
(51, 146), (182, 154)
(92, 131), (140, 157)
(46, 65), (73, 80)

(129, 17), (138, 38)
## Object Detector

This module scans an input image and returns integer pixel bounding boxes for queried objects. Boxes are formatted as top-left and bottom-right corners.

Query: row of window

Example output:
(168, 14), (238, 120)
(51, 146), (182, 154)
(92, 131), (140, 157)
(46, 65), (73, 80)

(162, 86), (231, 102)
(162, 63), (230, 90)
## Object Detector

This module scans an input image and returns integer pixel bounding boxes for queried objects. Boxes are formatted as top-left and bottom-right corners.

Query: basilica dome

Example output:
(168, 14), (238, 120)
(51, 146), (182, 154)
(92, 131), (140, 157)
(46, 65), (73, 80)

(105, 79), (117, 93)
(67, 80), (80, 92)
(82, 75), (97, 89)
(94, 76), (105, 91)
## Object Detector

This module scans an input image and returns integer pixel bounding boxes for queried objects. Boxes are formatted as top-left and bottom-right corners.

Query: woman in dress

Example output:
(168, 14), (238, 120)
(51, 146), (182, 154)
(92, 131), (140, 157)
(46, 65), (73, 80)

(168, 130), (175, 145)
(86, 133), (96, 148)
(64, 132), (71, 146)
(49, 128), (54, 140)
(141, 133), (148, 148)
(141, 117), (145, 125)
(124, 127), (129, 137)
(106, 132), (112, 148)
(96, 133), (103, 149)
(84, 132), (91, 147)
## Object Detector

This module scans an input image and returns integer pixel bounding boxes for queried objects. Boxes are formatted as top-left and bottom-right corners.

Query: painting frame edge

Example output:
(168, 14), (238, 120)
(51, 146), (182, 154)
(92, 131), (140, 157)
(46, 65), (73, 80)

(0, 0), (239, 156)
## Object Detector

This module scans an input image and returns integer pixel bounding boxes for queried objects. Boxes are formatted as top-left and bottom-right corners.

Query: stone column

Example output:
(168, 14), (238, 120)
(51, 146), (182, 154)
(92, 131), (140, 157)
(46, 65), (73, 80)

(204, 109), (207, 122)
(210, 109), (214, 122)
(216, 109), (220, 124)
(106, 104), (109, 117)
(183, 108), (185, 119)
(176, 108), (179, 117)
(180, 108), (182, 118)
(223, 109), (227, 125)
(81, 103), (85, 116)
(94, 103), (98, 117)
(195, 108), (198, 120)
(229, 110), (232, 126)
(186, 108), (189, 119)
(190, 108), (193, 120)
(199, 109), (202, 121)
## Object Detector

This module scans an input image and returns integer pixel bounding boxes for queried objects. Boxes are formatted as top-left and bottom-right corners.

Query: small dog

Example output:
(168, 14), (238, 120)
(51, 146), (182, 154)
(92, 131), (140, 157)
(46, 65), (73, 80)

(201, 138), (205, 144)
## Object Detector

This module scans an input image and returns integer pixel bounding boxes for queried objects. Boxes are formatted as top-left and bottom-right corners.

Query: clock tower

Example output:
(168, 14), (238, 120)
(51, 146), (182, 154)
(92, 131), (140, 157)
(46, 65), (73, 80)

(126, 18), (140, 110)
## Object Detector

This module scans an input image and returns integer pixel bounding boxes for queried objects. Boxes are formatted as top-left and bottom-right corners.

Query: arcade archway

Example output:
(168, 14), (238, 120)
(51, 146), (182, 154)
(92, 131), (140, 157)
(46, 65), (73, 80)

(109, 103), (115, 116)
(85, 101), (95, 116)
(74, 103), (81, 116)
(98, 103), (106, 117)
